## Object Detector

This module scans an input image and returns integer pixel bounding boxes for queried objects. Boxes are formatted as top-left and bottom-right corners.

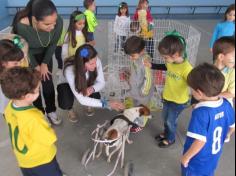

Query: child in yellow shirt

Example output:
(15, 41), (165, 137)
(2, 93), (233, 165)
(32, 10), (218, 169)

(0, 67), (64, 176)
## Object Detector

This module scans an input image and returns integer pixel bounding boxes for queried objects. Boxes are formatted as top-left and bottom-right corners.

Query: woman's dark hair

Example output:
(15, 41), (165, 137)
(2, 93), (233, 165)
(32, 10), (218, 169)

(0, 39), (24, 76)
(118, 2), (129, 17)
(64, 44), (98, 96)
(187, 63), (225, 97)
(224, 4), (235, 21)
(12, 0), (57, 33)
(68, 11), (89, 48)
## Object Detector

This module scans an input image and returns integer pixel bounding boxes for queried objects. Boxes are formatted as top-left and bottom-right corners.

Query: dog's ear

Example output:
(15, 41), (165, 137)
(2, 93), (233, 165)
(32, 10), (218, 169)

(107, 129), (118, 140)
(139, 104), (151, 116)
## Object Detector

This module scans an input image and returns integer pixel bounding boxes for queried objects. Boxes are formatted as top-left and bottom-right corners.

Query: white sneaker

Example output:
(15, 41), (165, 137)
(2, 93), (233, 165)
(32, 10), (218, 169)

(47, 112), (62, 125)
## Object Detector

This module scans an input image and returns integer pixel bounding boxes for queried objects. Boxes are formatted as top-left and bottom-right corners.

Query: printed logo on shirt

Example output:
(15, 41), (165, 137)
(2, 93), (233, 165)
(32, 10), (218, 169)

(215, 112), (224, 120)
(8, 123), (28, 154)
(166, 71), (181, 81)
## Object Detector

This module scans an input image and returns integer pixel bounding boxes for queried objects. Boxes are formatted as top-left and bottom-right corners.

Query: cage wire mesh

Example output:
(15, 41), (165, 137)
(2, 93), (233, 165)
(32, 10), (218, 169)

(101, 20), (201, 110)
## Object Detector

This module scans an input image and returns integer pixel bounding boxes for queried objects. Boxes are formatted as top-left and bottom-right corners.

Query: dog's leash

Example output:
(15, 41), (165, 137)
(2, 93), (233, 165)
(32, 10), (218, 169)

(110, 114), (137, 126)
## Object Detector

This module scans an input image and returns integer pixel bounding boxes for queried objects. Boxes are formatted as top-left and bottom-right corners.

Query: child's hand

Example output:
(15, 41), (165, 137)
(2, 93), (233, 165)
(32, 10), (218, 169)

(224, 135), (231, 143)
(143, 59), (152, 68)
(181, 155), (190, 168)
(109, 101), (125, 111)
(86, 87), (95, 97)
(209, 48), (213, 53)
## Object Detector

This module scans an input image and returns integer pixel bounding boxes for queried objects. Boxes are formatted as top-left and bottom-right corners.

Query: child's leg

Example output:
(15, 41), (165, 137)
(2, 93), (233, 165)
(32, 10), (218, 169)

(165, 102), (187, 142)
(21, 157), (63, 176)
(161, 100), (169, 137)
(87, 32), (96, 46)
(55, 46), (63, 69)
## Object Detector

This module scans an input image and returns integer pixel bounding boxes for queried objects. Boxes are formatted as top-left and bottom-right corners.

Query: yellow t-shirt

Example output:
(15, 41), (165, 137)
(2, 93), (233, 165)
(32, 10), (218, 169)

(138, 10), (153, 39)
(222, 68), (235, 106)
(68, 31), (86, 57)
(163, 60), (193, 104)
(4, 102), (57, 168)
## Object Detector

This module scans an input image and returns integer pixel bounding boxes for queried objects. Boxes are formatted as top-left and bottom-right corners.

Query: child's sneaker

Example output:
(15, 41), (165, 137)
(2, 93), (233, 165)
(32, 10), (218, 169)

(68, 110), (78, 123)
(86, 107), (95, 117)
(130, 125), (143, 133)
(47, 112), (62, 125)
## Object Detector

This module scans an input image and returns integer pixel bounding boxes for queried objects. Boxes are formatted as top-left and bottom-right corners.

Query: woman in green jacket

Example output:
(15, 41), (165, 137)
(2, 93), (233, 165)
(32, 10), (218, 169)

(12, 0), (63, 125)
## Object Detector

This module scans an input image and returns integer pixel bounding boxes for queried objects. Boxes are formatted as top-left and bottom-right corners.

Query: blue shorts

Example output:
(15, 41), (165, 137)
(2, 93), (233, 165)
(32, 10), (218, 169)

(182, 165), (214, 176)
(87, 32), (95, 41)
(21, 157), (63, 176)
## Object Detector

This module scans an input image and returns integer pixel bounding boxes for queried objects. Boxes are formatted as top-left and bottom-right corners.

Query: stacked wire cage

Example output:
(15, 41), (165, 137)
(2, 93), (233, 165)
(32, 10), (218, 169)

(102, 20), (201, 110)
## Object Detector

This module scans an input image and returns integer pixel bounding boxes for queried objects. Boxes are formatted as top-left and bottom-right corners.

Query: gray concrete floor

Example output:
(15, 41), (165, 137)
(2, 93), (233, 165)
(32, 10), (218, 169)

(0, 19), (235, 176)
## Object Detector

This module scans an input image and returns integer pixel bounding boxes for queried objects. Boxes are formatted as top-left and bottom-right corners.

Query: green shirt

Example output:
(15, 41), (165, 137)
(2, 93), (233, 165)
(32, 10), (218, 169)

(84, 10), (98, 33)
(163, 60), (193, 104)
(16, 16), (63, 68)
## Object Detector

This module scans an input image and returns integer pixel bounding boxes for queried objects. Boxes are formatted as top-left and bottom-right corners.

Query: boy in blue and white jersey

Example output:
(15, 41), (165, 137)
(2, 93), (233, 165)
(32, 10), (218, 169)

(181, 63), (235, 176)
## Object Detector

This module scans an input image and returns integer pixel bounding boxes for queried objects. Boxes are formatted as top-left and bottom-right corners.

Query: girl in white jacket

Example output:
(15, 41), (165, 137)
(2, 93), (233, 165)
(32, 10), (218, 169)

(63, 44), (124, 122)
(114, 2), (130, 53)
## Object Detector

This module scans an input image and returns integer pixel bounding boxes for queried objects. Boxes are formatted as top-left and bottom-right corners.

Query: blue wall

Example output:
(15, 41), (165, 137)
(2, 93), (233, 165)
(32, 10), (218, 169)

(7, 0), (235, 6)
(6, 0), (235, 15)
(0, 0), (8, 20)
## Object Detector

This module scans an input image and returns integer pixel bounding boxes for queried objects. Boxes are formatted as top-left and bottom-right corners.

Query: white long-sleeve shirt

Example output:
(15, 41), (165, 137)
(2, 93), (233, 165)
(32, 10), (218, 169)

(64, 58), (105, 108)
(114, 15), (130, 36)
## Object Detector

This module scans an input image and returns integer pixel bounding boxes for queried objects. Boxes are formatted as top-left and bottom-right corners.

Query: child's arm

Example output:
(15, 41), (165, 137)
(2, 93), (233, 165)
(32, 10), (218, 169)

(147, 9), (154, 23)
(143, 59), (167, 71)
(151, 63), (167, 71)
(181, 139), (206, 167)
(209, 24), (220, 50)
(133, 10), (139, 21)
(141, 66), (152, 96)
(220, 69), (235, 99)
(225, 126), (235, 143)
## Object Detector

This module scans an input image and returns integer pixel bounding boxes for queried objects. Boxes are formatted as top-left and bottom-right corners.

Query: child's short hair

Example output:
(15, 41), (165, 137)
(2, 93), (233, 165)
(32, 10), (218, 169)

(124, 36), (145, 55)
(0, 39), (24, 63)
(0, 67), (41, 99)
(213, 36), (235, 62)
(187, 63), (225, 97)
(158, 35), (185, 56)
(83, 0), (94, 9)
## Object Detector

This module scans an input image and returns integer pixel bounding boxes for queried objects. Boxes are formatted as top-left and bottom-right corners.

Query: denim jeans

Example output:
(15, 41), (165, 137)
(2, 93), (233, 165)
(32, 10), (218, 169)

(162, 100), (188, 142)
(182, 165), (214, 176)
(115, 35), (126, 53)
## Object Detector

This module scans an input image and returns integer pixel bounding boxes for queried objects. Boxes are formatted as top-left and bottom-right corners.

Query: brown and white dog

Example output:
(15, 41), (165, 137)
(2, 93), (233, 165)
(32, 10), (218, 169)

(96, 105), (151, 162)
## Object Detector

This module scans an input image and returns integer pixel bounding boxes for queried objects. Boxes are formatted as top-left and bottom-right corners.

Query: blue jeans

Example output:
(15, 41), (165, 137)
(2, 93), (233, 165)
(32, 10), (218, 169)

(182, 165), (214, 176)
(21, 157), (63, 176)
(162, 100), (188, 142)
(87, 32), (95, 42)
